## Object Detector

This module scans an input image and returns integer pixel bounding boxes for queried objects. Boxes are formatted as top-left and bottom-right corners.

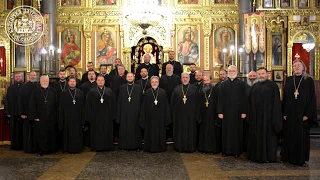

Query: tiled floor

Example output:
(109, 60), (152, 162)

(1, 137), (320, 180)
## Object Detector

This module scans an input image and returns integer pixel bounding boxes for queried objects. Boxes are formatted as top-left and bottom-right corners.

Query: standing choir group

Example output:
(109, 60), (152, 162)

(4, 51), (317, 167)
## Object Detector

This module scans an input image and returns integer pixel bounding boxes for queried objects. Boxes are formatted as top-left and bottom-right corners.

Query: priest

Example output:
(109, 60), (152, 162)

(100, 64), (112, 87)
(135, 68), (151, 94)
(198, 76), (219, 153)
(247, 68), (282, 163)
(139, 76), (171, 152)
(29, 76), (58, 156)
(5, 72), (24, 150)
(189, 63), (197, 84)
(135, 54), (159, 80)
(109, 58), (128, 76)
(217, 65), (247, 157)
(81, 62), (99, 84)
(67, 66), (81, 87)
(116, 73), (142, 150)
(193, 72), (203, 93)
(80, 70), (97, 99)
(19, 71), (39, 153)
(171, 73), (199, 152)
(111, 64), (127, 99)
(161, 51), (183, 77)
(281, 60), (317, 166)
(159, 64), (181, 103)
(86, 75), (116, 151)
(51, 69), (69, 99)
(59, 77), (85, 153)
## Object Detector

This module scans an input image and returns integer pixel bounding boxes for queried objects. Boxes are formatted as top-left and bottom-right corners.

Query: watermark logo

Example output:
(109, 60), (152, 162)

(5, 6), (44, 46)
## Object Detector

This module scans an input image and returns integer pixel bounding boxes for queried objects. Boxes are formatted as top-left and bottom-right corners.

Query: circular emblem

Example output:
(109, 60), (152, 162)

(5, 6), (44, 46)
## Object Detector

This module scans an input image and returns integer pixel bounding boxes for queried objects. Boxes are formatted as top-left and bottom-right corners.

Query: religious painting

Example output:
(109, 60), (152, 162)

(214, 0), (235, 3)
(256, 51), (265, 67)
(298, 0), (308, 8)
(61, 0), (82, 6)
(280, 0), (290, 7)
(15, 45), (26, 68)
(178, 0), (199, 4)
(60, 28), (81, 67)
(213, 26), (235, 67)
(22, 0), (32, 6)
(274, 70), (284, 81)
(5, 0), (15, 11)
(177, 26), (199, 64)
(95, 0), (116, 5)
(213, 71), (219, 79)
(272, 34), (282, 66)
(300, 16), (309, 25)
(264, 0), (273, 8)
(96, 26), (117, 66)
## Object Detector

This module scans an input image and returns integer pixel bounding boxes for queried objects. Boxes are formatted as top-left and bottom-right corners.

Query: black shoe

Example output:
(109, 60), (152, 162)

(222, 153), (226, 157)
(301, 162), (307, 167)
(235, 154), (240, 158)
(37, 153), (43, 157)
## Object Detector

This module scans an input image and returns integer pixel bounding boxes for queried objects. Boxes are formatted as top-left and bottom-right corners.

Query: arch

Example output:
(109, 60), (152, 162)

(131, 29), (166, 47)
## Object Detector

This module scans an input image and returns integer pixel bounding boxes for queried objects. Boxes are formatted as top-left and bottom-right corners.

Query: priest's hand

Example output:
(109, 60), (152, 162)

(241, 114), (246, 119)
(34, 119), (40, 122)
(21, 115), (27, 119)
(303, 116), (308, 121)
(218, 114), (223, 119)
(283, 116), (287, 120)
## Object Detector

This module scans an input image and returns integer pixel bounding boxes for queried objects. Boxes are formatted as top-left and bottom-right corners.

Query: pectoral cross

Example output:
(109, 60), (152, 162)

(128, 97), (131, 102)
(154, 99), (158, 105)
(73, 100), (76, 104)
(182, 95), (187, 104)
(205, 101), (209, 108)
(143, 90), (145, 94)
(294, 90), (299, 99)
(100, 98), (104, 103)
(44, 100), (47, 104)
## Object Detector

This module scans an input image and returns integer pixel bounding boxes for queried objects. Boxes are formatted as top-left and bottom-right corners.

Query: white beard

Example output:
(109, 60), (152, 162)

(166, 72), (173, 76)
(247, 79), (258, 86)
(228, 74), (237, 80)
(258, 77), (267, 82)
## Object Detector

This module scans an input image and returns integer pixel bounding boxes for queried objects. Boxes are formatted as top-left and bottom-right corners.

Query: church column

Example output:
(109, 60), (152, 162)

(84, 18), (93, 65)
(239, 0), (253, 75)
(40, 0), (57, 73)
(122, 47), (132, 72)
(203, 17), (211, 71)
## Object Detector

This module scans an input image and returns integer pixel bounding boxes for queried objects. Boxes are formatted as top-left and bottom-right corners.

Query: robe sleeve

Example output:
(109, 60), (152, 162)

(80, 91), (85, 126)
(58, 92), (65, 131)
(282, 78), (290, 117)
(272, 83), (283, 134)
(111, 91), (117, 121)
(164, 92), (172, 127)
(85, 90), (93, 124)
(216, 83), (224, 114)
(239, 82), (248, 114)
(303, 78), (318, 127)
(4, 87), (11, 115)
(28, 90), (39, 120)
(19, 87), (25, 116)
(138, 97), (146, 130)
(116, 88), (122, 124)
(170, 87), (177, 118)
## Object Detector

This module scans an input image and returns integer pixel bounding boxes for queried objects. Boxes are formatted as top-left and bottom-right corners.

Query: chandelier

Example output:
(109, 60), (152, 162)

(302, 42), (315, 52)
(124, 0), (167, 30)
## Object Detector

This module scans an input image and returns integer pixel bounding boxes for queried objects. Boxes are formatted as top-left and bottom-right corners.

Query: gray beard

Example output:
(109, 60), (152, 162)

(29, 79), (37, 83)
(166, 72), (173, 76)
(247, 79), (258, 86)
(258, 78), (267, 82)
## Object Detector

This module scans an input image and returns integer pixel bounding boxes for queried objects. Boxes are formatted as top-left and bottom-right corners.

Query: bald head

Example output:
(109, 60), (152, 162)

(248, 71), (257, 81)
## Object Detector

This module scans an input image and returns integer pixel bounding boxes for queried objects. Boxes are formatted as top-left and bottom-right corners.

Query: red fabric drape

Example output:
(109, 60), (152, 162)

(0, 47), (6, 76)
(0, 110), (10, 144)
(292, 43), (310, 73)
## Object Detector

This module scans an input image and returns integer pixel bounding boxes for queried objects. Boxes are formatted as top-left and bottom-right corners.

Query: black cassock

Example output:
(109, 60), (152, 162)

(214, 81), (224, 150)
(135, 63), (159, 80)
(59, 88), (85, 153)
(116, 83), (142, 150)
(51, 81), (69, 99)
(159, 74), (181, 103)
(5, 82), (23, 150)
(109, 68), (128, 76)
(29, 87), (58, 152)
(101, 74), (113, 88)
(139, 88), (171, 152)
(189, 72), (196, 84)
(281, 75), (317, 165)
(135, 78), (151, 95)
(171, 84), (199, 152)
(111, 75), (127, 99)
(80, 81), (97, 99)
(247, 80), (283, 162)
(198, 86), (220, 153)
(86, 87), (116, 151)
(217, 78), (247, 155)
(19, 81), (39, 153)
(193, 81), (203, 94)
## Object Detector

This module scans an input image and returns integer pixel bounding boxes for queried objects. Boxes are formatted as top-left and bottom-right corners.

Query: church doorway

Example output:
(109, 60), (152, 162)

(131, 37), (163, 73)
